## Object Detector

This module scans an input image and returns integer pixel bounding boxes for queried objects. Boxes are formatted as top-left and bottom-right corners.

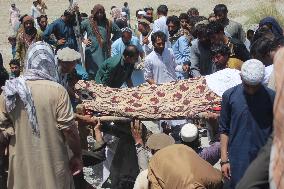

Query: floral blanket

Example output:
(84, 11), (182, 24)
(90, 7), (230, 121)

(75, 77), (221, 120)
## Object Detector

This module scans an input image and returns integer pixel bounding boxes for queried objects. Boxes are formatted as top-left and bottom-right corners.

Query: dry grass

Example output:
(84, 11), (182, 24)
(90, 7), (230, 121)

(245, 3), (284, 27)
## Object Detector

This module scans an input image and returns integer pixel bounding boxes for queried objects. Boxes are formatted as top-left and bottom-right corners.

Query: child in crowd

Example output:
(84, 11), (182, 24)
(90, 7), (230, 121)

(9, 59), (20, 79)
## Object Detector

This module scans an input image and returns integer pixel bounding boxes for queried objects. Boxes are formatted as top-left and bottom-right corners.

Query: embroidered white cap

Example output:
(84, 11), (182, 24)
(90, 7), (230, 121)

(180, 123), (198, 143)
(57, 47), (81, 62)
(241, 59), (265, 86)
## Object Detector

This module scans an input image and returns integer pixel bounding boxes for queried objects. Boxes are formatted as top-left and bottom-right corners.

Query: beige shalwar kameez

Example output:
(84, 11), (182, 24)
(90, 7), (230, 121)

(0, 80), (75, 189)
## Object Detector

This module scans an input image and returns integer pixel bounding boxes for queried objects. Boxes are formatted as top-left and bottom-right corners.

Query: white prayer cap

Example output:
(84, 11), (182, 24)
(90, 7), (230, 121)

(180, 123), (198, 143)
(241, 59), (265, 86)
(57, 47), (81, 62)
(138, 11), (146, 16)
(121, 12), (127, 17)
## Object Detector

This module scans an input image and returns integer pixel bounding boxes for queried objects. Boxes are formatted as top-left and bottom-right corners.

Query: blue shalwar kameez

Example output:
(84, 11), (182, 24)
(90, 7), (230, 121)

(220, 84), (275, 188)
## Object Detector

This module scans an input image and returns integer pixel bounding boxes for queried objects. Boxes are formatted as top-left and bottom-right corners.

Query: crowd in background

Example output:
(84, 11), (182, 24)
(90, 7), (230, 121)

(0, 1), (284, 189)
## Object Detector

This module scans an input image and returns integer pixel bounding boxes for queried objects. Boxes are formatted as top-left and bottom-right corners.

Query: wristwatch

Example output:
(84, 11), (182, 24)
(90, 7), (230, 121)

(220, 160), (230, 166)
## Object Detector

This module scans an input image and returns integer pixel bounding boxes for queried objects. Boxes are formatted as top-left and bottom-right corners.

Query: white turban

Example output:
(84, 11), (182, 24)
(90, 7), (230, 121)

(241, 59), (265, 86)
(137, 11), (146, 16)
(57, 47), (81, 62)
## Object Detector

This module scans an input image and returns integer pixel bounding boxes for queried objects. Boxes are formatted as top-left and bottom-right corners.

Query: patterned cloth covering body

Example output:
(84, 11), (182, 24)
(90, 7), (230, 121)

(75, 77), (221, 120)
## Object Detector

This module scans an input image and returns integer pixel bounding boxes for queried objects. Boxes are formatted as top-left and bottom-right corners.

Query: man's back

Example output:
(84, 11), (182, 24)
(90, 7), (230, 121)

(1, 80), (75, 189)
(96, 55), (134, 88)
(225, 20), (246, 43)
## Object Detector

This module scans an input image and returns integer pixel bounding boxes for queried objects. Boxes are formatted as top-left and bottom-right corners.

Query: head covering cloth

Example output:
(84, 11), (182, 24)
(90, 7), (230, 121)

(146, 133), (174, 150)
(121, 27), (132, 34)
(148, 144), (223, 189)
(89, 4), (111, 57)
(111, 7), (122, 20)
(2, 41), (59, 137)
(259, 17), (283, 38)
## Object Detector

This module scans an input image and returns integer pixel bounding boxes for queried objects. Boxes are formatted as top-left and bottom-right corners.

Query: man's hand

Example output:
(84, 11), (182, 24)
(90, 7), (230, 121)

(69, 155), (83, 176)
(131, 119), (143, 145)
(94, 118), (101, 131)
(182, 64), (190, 72)
(57, 38), (66, 45)
(83, 39), (92, 46)
(221, 163), (231, 180)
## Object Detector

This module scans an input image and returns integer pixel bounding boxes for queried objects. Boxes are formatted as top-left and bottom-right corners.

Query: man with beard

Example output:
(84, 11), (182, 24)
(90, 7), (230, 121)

(144, 7), (154, 23)
(179, 13), (194, 38)
(36, 15), (48, 32)
(144, 31), (187, 84)
(80, 4), (121, 79)
(138, 19), (153, 56)
(166, 15), (190, 79)
(43, 8), (78, 51)
(15, 15), (42, 70)
(214, 4), (246, 43)
(190, 23), (213, 77)
(111, 27), (144, 58)
(96, 45), (139, 88)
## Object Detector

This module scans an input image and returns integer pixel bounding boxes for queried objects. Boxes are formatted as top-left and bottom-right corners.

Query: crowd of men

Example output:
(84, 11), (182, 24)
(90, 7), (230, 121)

(1, 1), (284, 189)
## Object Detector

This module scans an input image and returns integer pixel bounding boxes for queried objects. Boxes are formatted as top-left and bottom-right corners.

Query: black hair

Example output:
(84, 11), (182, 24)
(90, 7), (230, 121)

(181, 133), (201, 152)
(211, 43), (230, 56)
(275, 36), (284, 47)
(115, 19), (128, 29)
(187, 7), (199, 16)
(192, 23), (208, 38)
(124, 2), (128, 7)
(247, 29), (254, 36)
(250, 37), (278, 59)
(151, 31), (167, 44)
(0, 68), (9, 88)
(36, 15), (48, 24)
(157, 5), (168, 15)
(179, 13), (189, 21)
(123, 45), (139, 57)
(206, 21), (224, 36)
(144, 7), (153, 12)
(0, 53), (3, 67)
(166, 15), (180, 28)
(80, 12), (88, 18)
(188, 16), (207, 26)
(19, 14), (28, 23)
(135, 9), (142, 18)
(252, 27), (275, 43)
(213, 4), (228, 15)
(64, 10), (75, 17)
(110, 6), (116, 10)
(9, 59), (20, 67)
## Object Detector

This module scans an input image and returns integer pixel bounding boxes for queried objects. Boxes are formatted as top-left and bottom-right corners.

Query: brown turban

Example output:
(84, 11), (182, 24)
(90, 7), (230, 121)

(92, 4), (105, 16)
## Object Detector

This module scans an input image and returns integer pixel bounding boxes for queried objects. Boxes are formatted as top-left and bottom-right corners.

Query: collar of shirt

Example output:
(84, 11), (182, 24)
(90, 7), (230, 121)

(121, 56), (125, 66)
